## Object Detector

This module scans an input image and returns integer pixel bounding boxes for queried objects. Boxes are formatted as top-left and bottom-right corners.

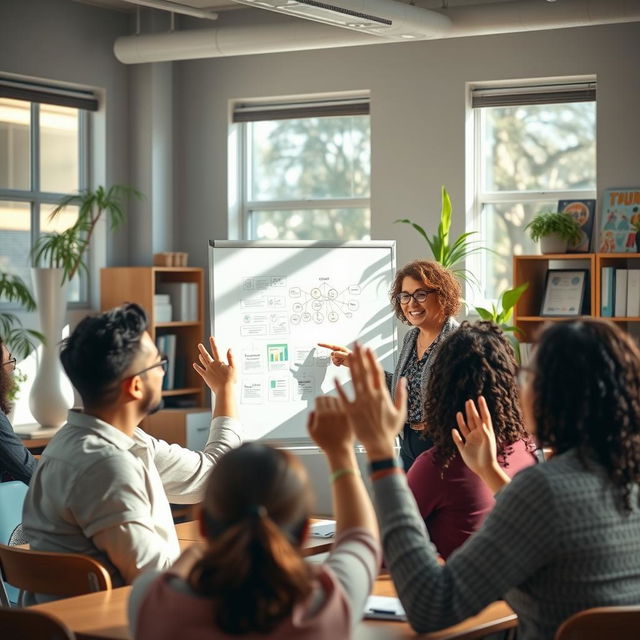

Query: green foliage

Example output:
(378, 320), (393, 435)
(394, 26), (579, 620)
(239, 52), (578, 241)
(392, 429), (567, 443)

(524, 211), (582, 244)
(395, 186), (484, 285)
(475, 281), (529, 335)
(31, 185), (141, 283)
(0, 273), (44, 358)
(7, 368), (27, 405)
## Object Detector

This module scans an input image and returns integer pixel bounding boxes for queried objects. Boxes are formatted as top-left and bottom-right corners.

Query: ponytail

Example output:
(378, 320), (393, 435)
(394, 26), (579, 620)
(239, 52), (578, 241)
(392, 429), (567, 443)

(188, 511), (312, 634)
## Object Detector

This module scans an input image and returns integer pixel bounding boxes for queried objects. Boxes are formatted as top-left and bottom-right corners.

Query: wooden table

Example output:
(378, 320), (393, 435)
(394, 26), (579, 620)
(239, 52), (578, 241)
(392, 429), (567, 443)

(29, 577), (515, 640)
(175, 520), (335, 556)
(29, 522), (516, 639)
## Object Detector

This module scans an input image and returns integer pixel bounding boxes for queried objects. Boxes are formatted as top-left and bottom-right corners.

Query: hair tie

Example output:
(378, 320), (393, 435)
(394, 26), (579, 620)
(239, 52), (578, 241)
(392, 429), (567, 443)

(246, 504), (267, 519)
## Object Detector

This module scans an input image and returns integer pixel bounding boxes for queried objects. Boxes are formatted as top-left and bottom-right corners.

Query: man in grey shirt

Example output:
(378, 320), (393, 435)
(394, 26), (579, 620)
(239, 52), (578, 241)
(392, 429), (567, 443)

(23, 303), (242, 591)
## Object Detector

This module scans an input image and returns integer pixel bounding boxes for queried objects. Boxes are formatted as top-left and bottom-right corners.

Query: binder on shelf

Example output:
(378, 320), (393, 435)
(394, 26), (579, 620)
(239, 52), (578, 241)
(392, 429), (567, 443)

(156, 334), (176, 390)
(157, 283), (198, 322)
(601, 267), (614, 317)
(614, 269), (628, 317)
(627, 269), (640, 317)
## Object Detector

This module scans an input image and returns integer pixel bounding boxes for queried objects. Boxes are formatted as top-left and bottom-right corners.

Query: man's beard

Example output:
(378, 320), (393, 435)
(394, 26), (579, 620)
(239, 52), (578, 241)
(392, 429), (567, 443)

(141, 390), (164, 417)
(0, 367), (12, 416)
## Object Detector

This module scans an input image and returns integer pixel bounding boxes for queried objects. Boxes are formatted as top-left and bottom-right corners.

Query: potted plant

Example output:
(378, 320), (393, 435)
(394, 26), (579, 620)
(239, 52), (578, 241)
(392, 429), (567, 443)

(28, 184), (141, 428)
(396, 186), (485, 286)
(525, 211), (582, 254)
(0, 272), (43, 358)
(475, 282), (529, 363)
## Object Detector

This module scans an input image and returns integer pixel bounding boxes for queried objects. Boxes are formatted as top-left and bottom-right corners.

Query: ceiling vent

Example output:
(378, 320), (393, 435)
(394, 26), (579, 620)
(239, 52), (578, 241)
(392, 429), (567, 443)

(230, 0), (452, 40)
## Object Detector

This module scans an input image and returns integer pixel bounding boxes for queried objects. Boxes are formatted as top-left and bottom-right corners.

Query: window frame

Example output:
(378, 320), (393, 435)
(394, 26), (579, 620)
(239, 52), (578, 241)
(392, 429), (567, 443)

(467, 82), (597, 307)
(233, 96), (371, 241)
(0, 100), (90, 308)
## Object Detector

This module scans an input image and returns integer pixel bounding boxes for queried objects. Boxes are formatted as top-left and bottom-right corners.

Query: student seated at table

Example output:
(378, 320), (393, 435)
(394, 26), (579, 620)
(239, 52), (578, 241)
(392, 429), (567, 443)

(406, 322), (536, 559)
(0, 338), (36, 484)
(336, 322), (640, 640)
(128, 395), (381, 640)
(22, 303), (242, 595)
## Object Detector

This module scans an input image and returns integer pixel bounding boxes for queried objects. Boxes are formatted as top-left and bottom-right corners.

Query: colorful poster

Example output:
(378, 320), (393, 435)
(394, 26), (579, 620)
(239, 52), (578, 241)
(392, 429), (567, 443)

(598, 189), (640, 253)
(558, 199), (596, 253)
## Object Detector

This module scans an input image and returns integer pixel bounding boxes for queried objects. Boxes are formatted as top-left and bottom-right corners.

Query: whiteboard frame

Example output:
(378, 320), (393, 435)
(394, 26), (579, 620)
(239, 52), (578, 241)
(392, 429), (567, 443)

(208, 240), (397, 446)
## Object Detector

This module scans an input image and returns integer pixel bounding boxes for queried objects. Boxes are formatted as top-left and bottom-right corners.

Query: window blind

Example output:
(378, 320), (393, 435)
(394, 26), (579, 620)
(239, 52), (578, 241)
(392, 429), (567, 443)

(233, 96), (369, 123)
(471, 82), (596, 108)
(0, 76), (99, 111)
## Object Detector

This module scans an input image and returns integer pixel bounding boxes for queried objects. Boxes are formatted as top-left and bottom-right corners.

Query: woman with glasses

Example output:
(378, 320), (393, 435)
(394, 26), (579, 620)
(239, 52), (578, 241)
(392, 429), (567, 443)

(320, 260), (460, 470)
(0, 339), (36, 484)
(339, 320), (640, 640)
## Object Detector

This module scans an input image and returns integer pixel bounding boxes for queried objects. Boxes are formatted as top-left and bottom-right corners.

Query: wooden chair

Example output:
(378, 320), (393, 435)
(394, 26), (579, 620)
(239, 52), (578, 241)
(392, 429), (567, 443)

(0, 544), (111, 605)
(0, 606), (75, 639)
(555, 605), (640, 640)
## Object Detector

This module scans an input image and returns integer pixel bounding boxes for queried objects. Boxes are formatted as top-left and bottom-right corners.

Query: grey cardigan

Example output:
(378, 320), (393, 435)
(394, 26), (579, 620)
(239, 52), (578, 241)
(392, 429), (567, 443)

(386, 317), (459, 421)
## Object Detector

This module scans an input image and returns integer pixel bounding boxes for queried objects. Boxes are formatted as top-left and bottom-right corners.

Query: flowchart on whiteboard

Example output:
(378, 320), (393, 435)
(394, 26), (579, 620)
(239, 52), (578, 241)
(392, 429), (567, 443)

(209, 242), (396, 441)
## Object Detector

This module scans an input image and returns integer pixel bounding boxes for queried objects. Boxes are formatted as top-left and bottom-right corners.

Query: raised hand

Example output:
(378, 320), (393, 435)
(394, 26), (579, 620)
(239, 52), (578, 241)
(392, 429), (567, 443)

(317, 342), (352, 368)
(307, 395), (354, 456)
(193, 336), (236, 395)
(335, 343), (407, 461)
(452, 396), (509, 493)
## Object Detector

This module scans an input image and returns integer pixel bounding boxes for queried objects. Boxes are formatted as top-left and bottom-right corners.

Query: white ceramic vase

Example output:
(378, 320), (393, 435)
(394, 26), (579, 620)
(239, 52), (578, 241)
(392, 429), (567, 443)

(29, 268), (74, 428)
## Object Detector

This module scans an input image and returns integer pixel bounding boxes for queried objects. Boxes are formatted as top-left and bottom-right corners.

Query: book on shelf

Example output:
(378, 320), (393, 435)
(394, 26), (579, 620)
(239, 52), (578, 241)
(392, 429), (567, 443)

(157, 282), (198, 322)
(628, 269), (640, 317)
(157, 333), (177, 390)
(558, 199), (596, 253)
(598, 188), (640, 253)
(601, 267), (614, 317)
(614, 269), (628, 317)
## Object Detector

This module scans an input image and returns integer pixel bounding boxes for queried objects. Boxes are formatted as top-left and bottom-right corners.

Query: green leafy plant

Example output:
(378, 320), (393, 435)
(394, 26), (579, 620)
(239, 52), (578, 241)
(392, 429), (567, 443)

(475, 281), (529, 335)
(396, 186), (484, 285)
(7, 367), (27, 406)
(0, 272), (44, 358)
(32, 184), (141, 283)
(524, 211), (582, 244)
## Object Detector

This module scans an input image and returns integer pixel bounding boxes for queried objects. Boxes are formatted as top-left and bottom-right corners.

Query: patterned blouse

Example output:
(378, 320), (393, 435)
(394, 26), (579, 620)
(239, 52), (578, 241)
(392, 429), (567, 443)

(402, 340), (438, 424)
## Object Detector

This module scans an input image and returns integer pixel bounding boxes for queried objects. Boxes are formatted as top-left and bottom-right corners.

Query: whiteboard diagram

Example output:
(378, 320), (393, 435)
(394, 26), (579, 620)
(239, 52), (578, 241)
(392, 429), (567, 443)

(209, 241), (397, 442)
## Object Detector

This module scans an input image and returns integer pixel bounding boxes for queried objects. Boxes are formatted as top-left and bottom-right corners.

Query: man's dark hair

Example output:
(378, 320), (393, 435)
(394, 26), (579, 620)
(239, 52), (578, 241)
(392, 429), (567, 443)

(60, 303), (148, 408)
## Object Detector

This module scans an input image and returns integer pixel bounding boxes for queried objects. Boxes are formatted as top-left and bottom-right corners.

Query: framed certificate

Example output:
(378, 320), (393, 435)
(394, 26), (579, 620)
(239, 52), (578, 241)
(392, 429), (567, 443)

(540, 269), (588, 317)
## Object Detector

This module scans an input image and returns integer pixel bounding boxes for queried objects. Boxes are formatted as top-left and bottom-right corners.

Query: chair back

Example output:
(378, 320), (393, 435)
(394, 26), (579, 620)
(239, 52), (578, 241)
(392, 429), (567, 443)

(555, 605), (640, 640)
(0, 606), (75, 639)
(0, 544), (112, 600)
(0, 480), (29, 604)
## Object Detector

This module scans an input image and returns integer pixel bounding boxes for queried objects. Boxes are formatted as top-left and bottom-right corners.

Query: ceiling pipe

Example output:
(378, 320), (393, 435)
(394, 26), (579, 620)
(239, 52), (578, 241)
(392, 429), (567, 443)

(114, 0), (640, 64)
(119, 0), (219, 20)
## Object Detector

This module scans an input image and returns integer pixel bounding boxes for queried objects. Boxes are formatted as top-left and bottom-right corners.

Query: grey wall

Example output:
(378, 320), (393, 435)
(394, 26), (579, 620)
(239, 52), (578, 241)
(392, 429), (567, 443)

(173, 20), (640, 280)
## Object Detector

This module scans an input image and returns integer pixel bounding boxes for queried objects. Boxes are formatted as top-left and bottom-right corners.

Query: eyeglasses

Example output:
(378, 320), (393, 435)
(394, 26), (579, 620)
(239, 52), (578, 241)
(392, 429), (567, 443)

(129, 358), (168, 378)
(395, 289), (435, 305)
(2, 356), (16, 369)
(516, 365), (534, 387)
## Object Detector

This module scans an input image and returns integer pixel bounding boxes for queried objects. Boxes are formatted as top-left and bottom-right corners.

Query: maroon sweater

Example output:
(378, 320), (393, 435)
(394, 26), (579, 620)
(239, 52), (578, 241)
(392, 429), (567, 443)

(406, 439), (536, 559)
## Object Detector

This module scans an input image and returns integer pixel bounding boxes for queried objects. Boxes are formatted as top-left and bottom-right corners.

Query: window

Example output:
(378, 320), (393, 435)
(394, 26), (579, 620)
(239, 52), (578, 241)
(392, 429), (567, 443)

(234, 97), (371, 241)
(0, 77), (96, 304)
(468, 82), (597, 305)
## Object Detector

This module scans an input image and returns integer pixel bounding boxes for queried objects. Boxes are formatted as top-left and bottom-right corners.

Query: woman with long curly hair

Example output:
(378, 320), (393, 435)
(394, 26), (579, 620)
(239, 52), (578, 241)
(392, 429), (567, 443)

(337, 319), (640, 640)
(320, 259), (461, 470)
(406, 321), (536, 558)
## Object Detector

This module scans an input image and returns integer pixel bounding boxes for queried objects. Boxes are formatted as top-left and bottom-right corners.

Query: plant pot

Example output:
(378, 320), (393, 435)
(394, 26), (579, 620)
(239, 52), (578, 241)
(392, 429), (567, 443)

(29, 268), (75, 429)
(539, 233), (568, 255)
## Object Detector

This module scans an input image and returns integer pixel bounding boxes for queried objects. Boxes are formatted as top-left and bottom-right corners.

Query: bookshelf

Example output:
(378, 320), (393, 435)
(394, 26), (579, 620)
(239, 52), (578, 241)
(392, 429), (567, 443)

(513, 253), (640, 341)
(100, 266), (205, 407)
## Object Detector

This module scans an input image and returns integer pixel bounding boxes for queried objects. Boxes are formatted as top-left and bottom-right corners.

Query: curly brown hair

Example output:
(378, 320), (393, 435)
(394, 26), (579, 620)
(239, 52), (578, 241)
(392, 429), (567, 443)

(424, 321), (530, 469)
(531, 319), (640, 512)
(390, 260), (461, 322)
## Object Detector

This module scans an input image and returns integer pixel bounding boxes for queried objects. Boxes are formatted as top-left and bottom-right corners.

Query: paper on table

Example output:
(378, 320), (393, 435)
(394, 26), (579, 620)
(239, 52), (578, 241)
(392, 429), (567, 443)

(310, 519), (336, 538)
(364, 595), (407, 621)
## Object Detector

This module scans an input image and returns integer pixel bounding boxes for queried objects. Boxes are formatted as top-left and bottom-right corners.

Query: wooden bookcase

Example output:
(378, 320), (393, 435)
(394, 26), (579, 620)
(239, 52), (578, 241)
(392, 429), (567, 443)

(100, 266), (205, 407)
(513, 253), (640, 342)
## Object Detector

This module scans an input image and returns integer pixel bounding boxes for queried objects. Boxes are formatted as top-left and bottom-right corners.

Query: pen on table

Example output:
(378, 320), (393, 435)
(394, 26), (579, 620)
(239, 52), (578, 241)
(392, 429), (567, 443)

(369, 608), (398, 615)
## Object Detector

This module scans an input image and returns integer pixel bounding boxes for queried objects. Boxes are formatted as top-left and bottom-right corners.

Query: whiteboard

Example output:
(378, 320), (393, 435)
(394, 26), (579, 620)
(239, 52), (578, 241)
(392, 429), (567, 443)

(208, 241), (397, 443)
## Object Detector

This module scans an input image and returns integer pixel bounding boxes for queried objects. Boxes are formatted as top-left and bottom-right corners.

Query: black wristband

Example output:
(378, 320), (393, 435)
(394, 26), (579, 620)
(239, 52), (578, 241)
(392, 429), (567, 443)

(369, 457), (400, 473)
